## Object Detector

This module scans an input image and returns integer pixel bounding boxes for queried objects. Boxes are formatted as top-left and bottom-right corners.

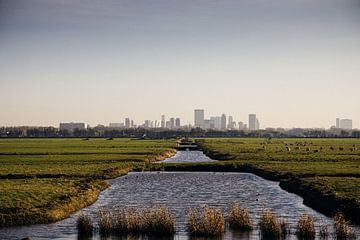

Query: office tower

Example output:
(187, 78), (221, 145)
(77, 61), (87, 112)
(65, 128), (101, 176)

(238, 121), (244, 130)
(221, 114), (227, 130)
(228, 116), (234, 129)
(175, 118), (181, 128)
(194, 109), (205, 128)
(59, 122), (86, 132)
(336, 118), (340, 128)
(249, 114), (257, 131)
(211, 116), (221, 130)
(125, 118), (130, 128)
(256, 118), (260, 130)
(169, 118), (175, 129)
(161, 115), (165, 128)
(340, 119), (353, 130)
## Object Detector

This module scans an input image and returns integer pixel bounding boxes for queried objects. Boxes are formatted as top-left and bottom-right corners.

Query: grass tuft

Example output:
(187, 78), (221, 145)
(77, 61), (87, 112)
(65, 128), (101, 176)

(228, 203), (253, 231)
(97, 209), (112, 235)
(259, 210), (281, 238)
(188, 206), (225, 237)
(333, 213), (356, 239)
(296, 213), (315, 239)
(76, 214), (93, 237)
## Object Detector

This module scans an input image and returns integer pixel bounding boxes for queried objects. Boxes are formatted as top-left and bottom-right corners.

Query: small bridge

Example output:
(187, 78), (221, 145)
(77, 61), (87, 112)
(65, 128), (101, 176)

(176, 138), (198, 151)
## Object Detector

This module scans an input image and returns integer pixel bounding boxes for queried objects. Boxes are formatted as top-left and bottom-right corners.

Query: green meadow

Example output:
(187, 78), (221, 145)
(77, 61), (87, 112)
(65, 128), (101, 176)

(0, 138), (177, 226)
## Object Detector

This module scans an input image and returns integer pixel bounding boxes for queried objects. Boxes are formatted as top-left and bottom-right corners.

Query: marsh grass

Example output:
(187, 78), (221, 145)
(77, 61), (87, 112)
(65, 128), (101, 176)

(188, 206), (225, 237)
(109, 206), (175, 236)
(98, 209), (112, 235)
(279, 217), (290, 238)
(319, 223), (329, 239)
(76, 214), (93, 236)
(228, 203), (253, 231)
(333, 213), (356, 239)
(296, 213), (315, 239)
(259, 210), (281, 239)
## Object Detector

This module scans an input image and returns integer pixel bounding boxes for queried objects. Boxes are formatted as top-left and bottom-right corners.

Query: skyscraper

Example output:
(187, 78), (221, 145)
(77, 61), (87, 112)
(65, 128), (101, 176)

(175, 118), (181, 128)
(125, 118), (130, 128)
(169, 117), (175, 129)
(340, 119), (353, 130)
(228, 116), (234, 129)
(221, 114), (227, 130)
(336, 118), (340, 128)
(249, 114), (256, 131)
(194, 109), (205, 128)
(161, 115), (165, 128)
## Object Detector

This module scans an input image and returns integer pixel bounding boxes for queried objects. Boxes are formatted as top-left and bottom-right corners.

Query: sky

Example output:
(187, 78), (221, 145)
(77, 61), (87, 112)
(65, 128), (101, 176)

(0, 0), (359, 129)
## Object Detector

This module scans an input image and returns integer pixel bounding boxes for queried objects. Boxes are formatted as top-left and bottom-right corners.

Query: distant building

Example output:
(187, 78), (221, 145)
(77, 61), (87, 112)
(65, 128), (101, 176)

(194, 109), (205, 128)
(335, 118), (353, 130)
(59, 122), (86, 132)
(228, 116), (235, 129)
(109, 123), (124, 128)
(125, 118), (130, 128)
(175, 118), (181, 128)
(238, 121), (245, 130)
(249, 114), (257, 131)
(221, 114), (227, 130)
(211, 116), (221, 130)
(161, 115), (165, 128)
(169, 118), (175, 129)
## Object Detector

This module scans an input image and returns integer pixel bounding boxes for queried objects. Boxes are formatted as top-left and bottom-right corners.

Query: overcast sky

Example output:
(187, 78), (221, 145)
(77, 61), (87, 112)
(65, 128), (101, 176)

(0, 0), (359, 128)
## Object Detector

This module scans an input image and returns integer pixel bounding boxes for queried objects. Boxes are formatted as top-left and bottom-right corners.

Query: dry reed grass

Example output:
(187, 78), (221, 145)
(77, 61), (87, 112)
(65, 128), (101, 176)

(333, 213), (356, 239)
(259, 210), (284, 239)
(228, 203), (253, 231)
(76, 214), (93, 236)
(296, 213), (315, 239)
(98, 209), (112, 235)
(188, 206), (225, 237)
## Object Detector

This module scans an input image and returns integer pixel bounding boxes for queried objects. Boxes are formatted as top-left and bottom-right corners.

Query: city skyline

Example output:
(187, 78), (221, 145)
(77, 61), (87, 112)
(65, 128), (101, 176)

(1, 0), (359, 128)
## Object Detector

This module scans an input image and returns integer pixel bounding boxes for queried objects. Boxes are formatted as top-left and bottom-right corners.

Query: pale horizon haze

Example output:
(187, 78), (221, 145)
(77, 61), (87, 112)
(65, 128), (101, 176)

(0, 0), (359, 129)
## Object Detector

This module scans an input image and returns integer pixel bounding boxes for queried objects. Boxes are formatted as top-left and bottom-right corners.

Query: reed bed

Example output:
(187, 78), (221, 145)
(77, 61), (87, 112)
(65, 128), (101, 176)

(296, 213), (315, 239)
(259, 210), (282, 239)
(76, 214), (93, 236)
(100, 206), (175, 236)
(98, 209), (113, 234)
(187, 206), (225, 237)
(333, 213), (356, 239)
(228, 203), (253, 231)
(319, 223), (329, 239)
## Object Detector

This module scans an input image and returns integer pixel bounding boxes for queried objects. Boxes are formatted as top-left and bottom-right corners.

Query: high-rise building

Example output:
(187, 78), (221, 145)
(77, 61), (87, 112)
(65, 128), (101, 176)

(336, 118), (353, 130)
(340, 119), (352, 130)
(194, 109), (205, 129)
(125, 118), (130, 128)
(228, 116), (234, 129)
(175, 118), (181, 128)
(238, 121), (245, 130)
(249, 114), (256, 131)
(169, 117), (175, 129)
(59, 122), (86, 132)
(256, 118), (260, 130)
(161, 115), (165, 128)
(221, 114), (227, 130)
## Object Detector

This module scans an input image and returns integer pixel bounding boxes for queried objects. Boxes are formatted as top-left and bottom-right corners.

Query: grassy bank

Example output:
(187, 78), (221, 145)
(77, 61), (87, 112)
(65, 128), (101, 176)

(150, 138), (360, 223)
(0, 138), (177, 227)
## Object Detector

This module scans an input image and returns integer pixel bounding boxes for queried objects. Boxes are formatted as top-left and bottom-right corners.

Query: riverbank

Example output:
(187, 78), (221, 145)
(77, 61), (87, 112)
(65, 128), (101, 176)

(192, 138), (360, 224)
(0, 138), (177, 227)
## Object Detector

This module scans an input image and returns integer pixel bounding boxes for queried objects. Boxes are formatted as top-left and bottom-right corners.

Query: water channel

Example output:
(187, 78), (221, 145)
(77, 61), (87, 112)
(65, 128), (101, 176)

(0, 151), (359, 239)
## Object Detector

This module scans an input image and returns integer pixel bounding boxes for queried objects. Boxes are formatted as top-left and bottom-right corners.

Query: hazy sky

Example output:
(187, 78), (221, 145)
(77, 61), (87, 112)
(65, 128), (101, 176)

(0, 0), (359, 128)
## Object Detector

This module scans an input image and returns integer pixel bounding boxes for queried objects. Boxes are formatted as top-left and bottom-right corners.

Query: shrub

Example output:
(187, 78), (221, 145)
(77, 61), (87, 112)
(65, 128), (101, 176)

(259, 210), (280, 238)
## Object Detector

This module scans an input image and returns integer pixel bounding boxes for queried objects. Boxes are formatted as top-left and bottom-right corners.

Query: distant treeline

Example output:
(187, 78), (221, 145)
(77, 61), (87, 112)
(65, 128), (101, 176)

(0, 126), (359, 138)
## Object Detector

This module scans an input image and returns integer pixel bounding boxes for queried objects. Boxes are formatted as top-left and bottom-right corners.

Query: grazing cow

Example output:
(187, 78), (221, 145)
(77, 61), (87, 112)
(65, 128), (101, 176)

(306, 148), (311, 152)
(339, 147), (344, 151)
(330, 147), (334, 150)
(314, 149), (319, 153)
(285, 147), (291, 152)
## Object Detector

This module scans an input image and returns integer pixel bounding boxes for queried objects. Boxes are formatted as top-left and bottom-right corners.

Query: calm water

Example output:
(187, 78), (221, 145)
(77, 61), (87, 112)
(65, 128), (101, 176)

(159, 150), (216, 163)
(0, 151), (359, 240)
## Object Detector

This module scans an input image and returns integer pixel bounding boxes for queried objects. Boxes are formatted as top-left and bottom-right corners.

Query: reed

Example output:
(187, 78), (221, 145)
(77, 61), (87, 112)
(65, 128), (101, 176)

(279, 217), (290, 238)
(259, 210), (281, 238)
(113, 206), (174, 235)
(333, 213), (356, 239)
(76, 214), (93, 236)
(319, 223), (329, 239)
(97, 209), (113, 235)
(187, 206), (225, 237)
(228, 203), (253, 231)
(296, 213), (315, 239)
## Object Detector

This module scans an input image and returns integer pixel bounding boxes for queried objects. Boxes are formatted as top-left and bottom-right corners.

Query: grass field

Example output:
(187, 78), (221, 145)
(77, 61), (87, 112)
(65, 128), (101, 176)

(0, 138), (177, 226)
(196, 138), (360, 222)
